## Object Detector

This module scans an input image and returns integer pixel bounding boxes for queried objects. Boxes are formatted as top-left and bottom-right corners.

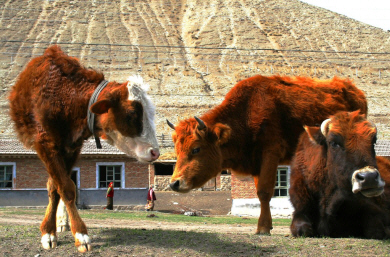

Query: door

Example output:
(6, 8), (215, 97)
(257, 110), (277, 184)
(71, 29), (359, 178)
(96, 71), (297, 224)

(71, 168), (80, 206)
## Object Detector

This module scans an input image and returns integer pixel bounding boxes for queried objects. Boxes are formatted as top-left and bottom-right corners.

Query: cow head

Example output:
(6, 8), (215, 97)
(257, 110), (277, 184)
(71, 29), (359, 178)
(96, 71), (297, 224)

(167, 117), (231, 192)
(305, 111), (384, 197)
(90, 75), (159, 162)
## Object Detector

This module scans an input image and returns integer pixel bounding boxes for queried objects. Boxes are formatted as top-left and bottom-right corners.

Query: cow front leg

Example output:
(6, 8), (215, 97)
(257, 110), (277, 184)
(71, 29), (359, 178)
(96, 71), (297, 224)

(290, 212), (315, 237)
(253, 154), (279, 234)
(35, 140), (91, 252)
(40, 178), (60, 249)
(363, 212), (390, 239)
(289, 168), (317, 237)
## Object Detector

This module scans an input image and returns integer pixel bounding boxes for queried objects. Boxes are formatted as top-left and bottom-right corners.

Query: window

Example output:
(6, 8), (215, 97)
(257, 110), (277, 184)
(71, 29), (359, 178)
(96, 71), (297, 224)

(154, 163), (174, 175)
(97, 163), (124, 188)
(0, 164), (14, 188)
(274, 166), (289, 197)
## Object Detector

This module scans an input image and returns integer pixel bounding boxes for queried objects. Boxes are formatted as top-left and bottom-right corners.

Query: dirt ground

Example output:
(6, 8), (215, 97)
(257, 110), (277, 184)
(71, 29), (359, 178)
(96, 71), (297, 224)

(149, 191), (287, 235)
(152, 190), (234, 216)
(0, 190), (290, 235)
(2, 192), (390, 257)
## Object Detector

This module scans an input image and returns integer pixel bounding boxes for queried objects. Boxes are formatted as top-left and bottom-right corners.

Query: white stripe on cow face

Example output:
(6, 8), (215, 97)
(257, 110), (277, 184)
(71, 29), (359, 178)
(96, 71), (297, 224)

(107, 75), (159, 162)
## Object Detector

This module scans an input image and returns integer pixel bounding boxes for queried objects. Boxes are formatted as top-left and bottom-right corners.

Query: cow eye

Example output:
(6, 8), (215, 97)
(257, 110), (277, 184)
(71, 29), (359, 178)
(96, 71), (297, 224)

(192, 148), (200, 154)
(330, 141), (340, 149)
(126, 111), (136, 123)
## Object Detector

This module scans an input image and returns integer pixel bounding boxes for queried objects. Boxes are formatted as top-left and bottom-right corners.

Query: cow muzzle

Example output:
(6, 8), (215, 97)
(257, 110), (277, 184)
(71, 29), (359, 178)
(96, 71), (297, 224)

(169, 179), (191, 193)
(351, 167), (385, 197)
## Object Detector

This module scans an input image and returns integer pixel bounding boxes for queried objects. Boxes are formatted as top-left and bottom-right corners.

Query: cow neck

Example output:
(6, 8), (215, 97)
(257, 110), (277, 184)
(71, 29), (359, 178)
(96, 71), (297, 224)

(204, 114), (242, 171)
(87, 79), (109, 149)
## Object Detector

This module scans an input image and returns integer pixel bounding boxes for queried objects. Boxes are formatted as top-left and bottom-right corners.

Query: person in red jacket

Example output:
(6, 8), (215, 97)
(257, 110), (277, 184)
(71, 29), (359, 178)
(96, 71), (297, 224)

(146, 185), (156, 211)
(105, 182), (114, 210)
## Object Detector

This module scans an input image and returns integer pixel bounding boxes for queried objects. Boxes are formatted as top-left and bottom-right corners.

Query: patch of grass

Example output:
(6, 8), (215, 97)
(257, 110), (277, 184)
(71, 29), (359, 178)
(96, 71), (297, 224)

(2, 214), (390, 256)
(79, 209), (290, 226)
(0, 208), (291, 227)
(0, 208), (45, 216)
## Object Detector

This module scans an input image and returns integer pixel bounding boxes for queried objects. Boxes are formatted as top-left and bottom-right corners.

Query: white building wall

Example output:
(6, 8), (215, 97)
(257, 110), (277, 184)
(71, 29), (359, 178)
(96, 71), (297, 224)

(231, 197), (293, 218)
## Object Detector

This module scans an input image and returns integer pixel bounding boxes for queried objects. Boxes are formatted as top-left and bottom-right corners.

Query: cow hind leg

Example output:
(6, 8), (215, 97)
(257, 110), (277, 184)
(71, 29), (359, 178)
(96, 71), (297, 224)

(58, 178), (92, 252)
(40, 178), (60, 249)
(56, 199), (70, 232)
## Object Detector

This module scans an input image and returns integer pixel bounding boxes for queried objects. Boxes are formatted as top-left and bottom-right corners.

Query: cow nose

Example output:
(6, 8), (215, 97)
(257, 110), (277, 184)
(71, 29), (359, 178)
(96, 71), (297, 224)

(356, 170), (379, 182)
(150, 148), (160, 161)
(356, 170), (380, 187)
(170, 180), (180, 191)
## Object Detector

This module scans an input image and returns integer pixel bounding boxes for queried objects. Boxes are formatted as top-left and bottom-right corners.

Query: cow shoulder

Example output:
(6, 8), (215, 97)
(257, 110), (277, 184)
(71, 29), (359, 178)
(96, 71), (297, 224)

(377, 157), (390, 189)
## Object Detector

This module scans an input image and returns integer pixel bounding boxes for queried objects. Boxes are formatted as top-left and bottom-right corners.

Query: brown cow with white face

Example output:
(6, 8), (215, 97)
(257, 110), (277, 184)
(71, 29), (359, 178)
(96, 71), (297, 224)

(167, 74), (367, 235)
(9, 45), (159, 252)
(289, 111), (390, 238)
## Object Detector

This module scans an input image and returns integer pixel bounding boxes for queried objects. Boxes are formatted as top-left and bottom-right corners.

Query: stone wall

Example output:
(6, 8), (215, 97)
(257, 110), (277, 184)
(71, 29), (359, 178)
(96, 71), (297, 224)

(154, 174), (232, 191)
(220, 175), (231, 191)
(154, 176), (173, 191)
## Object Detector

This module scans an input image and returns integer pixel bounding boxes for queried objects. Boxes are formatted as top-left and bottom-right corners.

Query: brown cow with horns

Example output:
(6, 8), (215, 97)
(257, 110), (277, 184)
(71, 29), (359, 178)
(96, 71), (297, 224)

(167, 75), (367, 235)
(9, 45), (160, 252)
(289, 111), (390, 238)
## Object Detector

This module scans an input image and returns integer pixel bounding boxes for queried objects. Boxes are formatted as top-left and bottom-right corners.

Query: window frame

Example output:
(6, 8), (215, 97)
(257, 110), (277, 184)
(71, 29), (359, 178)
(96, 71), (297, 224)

(96, 162), (125, 189)
(0, 162), (16, 190)
(273, 165), (290, 198)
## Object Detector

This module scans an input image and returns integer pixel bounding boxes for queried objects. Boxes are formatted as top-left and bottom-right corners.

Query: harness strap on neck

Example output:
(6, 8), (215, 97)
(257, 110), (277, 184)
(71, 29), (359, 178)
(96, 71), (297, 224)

(87, 80), (109, 149)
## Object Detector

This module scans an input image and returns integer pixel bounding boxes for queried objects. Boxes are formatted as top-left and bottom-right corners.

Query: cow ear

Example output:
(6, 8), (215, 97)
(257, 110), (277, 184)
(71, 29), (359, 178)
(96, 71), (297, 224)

(213, 123), (231, 146)
(304, 125), (325, 145)
(171, 132), (178, 144)
(90, 99), (112, 114)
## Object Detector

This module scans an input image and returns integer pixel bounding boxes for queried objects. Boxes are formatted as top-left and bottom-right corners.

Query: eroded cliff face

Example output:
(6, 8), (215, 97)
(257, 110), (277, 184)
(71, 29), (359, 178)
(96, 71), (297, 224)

(1, 0), (389, 140)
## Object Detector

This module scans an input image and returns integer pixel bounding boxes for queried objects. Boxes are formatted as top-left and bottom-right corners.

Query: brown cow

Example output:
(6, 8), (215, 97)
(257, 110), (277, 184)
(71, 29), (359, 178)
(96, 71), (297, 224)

(167, 75), (367, 235)
(9, 45), (160, 252)
(290, 111), (390, 239)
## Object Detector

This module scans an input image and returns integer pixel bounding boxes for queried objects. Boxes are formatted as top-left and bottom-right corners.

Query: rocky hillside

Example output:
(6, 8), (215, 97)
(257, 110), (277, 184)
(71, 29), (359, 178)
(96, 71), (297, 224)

(1, 0), (389, 148)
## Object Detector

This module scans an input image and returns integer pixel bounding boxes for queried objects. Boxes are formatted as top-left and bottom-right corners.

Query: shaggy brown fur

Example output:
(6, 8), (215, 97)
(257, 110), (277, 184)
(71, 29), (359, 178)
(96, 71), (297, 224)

(290, 111), (390, 239)
(9, 45), (158, 252)
(168, 75), (367, 235)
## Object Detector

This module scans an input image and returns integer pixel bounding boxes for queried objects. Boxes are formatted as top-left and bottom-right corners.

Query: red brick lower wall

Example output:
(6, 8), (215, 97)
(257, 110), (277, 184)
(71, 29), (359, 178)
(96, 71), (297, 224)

(3, 157), (48, 189)
(231, 173), (257, 199)
(74, 157), (149, 188)
(123, 161), (149, 188)
(3, 156), (149, 189)
(149, 164), (155, 187)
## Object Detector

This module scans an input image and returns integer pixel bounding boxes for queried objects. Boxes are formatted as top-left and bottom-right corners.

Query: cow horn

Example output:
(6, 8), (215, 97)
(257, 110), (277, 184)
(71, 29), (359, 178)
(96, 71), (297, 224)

(166, 119), (175, 130)
(320, 118), (331, 136)
(194, 116), (206, 130)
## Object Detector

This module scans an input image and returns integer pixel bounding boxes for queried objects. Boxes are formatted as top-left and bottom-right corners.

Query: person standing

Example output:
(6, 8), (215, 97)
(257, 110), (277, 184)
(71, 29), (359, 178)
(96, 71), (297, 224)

(105, 182), (114, 210)
(146, 185), (156, 211)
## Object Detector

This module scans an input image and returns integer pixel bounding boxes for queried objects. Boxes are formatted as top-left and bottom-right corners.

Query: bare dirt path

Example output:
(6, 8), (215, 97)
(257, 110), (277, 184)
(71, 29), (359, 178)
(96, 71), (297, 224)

(0, 191), (290, 235)
(0, 214), (290, 235)
(1, 209), (388, 257)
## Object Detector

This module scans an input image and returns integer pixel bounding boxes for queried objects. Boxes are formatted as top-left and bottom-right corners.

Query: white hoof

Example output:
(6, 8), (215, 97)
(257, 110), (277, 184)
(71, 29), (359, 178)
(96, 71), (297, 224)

(41, 233), (57, 249)
(75, 232), (92, 252)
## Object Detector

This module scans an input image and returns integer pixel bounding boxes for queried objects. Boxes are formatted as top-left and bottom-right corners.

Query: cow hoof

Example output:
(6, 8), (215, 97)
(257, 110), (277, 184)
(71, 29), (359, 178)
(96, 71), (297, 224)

(255, 229), (271, 235)
(77, 244), (92, 253)
(41, 233), (57, 249)
(75, 232), (92, 252)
